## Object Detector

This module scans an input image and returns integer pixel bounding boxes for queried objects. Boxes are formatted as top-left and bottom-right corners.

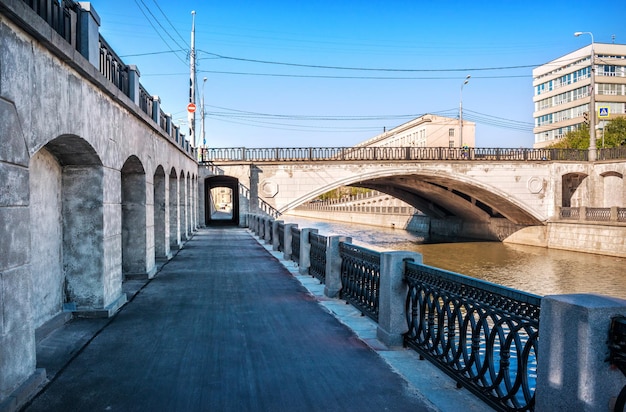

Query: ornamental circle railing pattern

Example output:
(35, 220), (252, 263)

(339, 242), (381, 321)
(403, 261), (540, 412)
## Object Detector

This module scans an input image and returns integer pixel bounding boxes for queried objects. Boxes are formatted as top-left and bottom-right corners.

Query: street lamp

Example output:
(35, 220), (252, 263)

(201, 77), (207, 148)
(459, 75), (470, 147)
(574, 31), (596, 161)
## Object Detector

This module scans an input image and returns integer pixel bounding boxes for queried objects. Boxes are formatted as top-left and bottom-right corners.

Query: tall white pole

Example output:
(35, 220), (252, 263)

(575, 31), (596, 161)
(459, 75), (470, 147)
(201, 77), (207, 147)
(188, 11), (196, 147)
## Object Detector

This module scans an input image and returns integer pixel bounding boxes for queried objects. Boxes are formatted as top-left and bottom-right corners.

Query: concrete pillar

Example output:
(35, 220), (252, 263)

(299, 228), (318, 276)
(272, 220), (283, 251)
(127, 65), (141, 106)
(264, 218), (273, 244)
(376, 251), (423, 348)
(152, 96), (161, 124)
(283, 223), (298, 261)
(324, 236), (352, 298)
(535, 294), (626, 412)
(77, 2), (101, 67)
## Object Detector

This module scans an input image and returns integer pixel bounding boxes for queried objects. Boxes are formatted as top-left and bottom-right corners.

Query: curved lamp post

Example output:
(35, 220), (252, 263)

(574, 31), (596, 161)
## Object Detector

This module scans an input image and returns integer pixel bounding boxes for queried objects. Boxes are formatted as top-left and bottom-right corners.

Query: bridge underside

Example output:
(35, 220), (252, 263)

(351, 173), (543, 226)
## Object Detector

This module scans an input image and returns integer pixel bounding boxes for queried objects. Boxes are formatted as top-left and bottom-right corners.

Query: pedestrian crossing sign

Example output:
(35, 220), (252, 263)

(598, 107), (610, 118)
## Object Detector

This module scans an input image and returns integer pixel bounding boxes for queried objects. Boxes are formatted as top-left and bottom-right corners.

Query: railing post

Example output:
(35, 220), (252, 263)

(264, 218), (273, 244)
(323, 236), (352, 298)
(151, 95), (160, 124)
(127, 65), (141, 106)
(77, 3), (101, 67)
(535, 294), (626, 412)
(580, 206), (587, 221)
(298, 228), (318, 276)
(272, 220), (283, 251)
(283, 224), (298, 261)
(611, 206), (619, 222)
(376, 251), (423, 347)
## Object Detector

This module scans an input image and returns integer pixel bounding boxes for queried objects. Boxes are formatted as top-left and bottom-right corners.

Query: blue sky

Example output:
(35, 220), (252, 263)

(92, 1), (625, 148)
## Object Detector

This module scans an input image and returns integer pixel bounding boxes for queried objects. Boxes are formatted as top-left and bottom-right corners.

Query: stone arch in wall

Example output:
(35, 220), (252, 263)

(169, 167), (181, 250)
(180, 169), (188, 240)
(154, 165), (170, 261)
(121, 156), (148, 279)
(30, 135), (105, 315)
(600, 171), (624, 207)
(561, 172), (589, 207)
(205, 175), (240, 226)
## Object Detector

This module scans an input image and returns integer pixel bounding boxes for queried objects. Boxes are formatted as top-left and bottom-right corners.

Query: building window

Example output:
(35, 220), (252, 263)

(449, 128), (455, 137)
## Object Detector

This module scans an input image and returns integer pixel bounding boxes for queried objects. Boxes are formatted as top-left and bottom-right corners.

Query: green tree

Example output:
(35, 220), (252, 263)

(601, 116), (626, 147)
(548, 116), (626, 149)
(548, 124), (590, 149)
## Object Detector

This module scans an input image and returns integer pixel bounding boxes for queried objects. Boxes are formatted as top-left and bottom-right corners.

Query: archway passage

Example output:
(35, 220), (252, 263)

(205, 176), (239, 226)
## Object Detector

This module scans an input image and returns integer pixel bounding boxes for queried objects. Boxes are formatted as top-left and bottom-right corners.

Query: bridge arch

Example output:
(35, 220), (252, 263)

(205, 176), (240, 226)
(169, 167), (181, 250)
(280, 168), (546, 226)
(153, 165), (169, 261)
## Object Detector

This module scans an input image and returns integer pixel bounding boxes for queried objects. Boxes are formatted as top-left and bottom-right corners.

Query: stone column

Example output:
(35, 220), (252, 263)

(535, 294), (626, 411)
(264, 218), (273, 244)
(283, 223), (298, 261)
(376, 251), (423, 347)
(324, 236), (352, 298)
(77, 3), (101, 67)
(128, 65), (141, 106)
(299, 228), (318, 276)
(272, 220), (283, 251)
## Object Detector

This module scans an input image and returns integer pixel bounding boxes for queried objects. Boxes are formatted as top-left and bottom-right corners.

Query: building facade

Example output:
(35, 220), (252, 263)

(533, 43), (626, 148)
(356, 114), (476, 148)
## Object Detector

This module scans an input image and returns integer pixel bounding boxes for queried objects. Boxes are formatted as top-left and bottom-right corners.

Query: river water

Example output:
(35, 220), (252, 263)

(281, 216), (626, 299)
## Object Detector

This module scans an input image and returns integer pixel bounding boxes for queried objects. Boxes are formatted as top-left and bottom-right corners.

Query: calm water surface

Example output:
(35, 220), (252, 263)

(282, 216), (626, 299)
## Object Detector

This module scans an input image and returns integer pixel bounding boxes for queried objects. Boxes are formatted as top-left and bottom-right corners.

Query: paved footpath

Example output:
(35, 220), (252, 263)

(25, 227), (487, 412)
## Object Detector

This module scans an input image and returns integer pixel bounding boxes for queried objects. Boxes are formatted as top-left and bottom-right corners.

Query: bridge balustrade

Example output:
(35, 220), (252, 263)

(201, 147), (605, 163)
(23, 0), (74, 42)
(99, 36), (129, 95)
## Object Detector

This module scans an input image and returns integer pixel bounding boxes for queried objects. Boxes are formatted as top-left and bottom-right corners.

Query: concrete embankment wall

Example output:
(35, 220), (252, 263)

(286, 209), (626, 258)
(506, 222), (626, 258)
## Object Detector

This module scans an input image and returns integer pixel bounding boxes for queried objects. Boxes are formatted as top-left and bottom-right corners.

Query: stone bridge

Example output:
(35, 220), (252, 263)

(203, 147), (626, 241)
(0, 1), (200, 407)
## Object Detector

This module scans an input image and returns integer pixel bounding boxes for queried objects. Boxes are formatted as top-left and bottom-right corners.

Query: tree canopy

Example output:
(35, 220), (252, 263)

(547, 116), (626, 149)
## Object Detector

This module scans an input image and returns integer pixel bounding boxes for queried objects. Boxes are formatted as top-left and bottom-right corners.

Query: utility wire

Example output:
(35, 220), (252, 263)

(150, 0), (189, 48)
(198, 50), (539, 72)
(133, 0), (187, 65)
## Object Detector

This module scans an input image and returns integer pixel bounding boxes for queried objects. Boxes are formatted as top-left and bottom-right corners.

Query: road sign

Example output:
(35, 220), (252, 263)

(187, 103), (197, 113)
(598, 106), (610, 118)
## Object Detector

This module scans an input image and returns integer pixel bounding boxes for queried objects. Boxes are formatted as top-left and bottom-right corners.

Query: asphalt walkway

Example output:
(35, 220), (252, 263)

(25, 227), (486, 412)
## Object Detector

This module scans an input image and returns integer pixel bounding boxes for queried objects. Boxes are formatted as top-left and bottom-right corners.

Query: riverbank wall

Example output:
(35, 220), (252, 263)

(285, 209), (626, 258)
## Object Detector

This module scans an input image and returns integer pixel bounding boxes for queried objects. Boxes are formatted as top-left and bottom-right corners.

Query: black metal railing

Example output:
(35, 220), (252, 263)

(277, 224), (285, 252)
(291, 226), (301, 264)
(200, 147), (611, 163)
(339, 242), (381, 321)
(309, 232), (327, 283)
(403, 262), (540, 412)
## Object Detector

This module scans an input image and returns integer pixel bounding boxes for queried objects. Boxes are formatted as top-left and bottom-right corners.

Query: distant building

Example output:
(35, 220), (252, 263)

(356, 114), (476, 148)
(533, 43), (626, 148)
